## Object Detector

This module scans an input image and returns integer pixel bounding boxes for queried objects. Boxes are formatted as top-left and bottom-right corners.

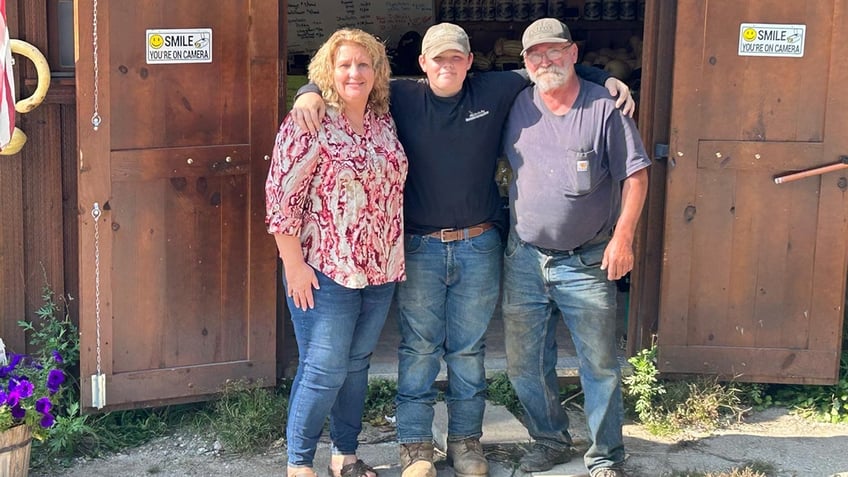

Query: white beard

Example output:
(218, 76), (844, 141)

(529, 64), (569, 92)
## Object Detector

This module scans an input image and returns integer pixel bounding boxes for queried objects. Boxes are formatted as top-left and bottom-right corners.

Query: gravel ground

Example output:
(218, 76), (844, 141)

(30, 407), (848, 477)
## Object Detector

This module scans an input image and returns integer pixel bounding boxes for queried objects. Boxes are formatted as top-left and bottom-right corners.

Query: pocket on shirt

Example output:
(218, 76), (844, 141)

(562, 149), (602, 196)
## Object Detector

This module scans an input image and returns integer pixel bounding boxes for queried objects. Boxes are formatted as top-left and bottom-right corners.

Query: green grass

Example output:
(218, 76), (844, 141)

(201, 379), (288, 454)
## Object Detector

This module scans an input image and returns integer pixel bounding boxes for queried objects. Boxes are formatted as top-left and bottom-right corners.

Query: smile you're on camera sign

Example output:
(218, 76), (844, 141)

(738, 23), (806, 58)
(146, 28), (213, 64)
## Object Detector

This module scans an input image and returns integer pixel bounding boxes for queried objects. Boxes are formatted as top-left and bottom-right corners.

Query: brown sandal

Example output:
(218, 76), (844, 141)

(328, 459), (379, 477)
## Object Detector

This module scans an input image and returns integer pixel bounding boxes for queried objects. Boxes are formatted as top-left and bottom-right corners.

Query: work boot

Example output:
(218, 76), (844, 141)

(399, 442), (437, 477)
(447, 437), (488, 477)
(518, 442), (572, 472)
(590, 467), (627, 477)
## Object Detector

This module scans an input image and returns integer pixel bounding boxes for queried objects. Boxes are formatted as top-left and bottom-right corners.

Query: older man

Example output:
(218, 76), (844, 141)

(500, 18), (651, 477)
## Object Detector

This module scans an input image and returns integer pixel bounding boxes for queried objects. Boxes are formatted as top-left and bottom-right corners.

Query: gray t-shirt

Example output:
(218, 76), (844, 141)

(502, 78), (651, 251)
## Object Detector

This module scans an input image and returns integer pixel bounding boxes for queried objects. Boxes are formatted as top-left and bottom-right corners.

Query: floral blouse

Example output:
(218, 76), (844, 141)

(265, 107), (408, 289)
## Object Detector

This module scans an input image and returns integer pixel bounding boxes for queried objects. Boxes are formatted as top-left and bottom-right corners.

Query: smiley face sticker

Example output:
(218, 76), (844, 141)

(149, 33), (165, 49)
(742, 27), (757, 42)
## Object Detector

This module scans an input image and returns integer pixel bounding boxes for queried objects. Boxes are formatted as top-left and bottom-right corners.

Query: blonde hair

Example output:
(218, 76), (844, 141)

(308, 29), (391, 115)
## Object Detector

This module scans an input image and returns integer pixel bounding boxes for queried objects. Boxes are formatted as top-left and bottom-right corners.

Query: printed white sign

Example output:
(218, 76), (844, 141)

(738, 23), (805, 58)
(146, 28), (212, 64)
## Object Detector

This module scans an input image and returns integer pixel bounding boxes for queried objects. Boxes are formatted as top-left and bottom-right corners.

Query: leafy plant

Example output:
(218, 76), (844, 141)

(623, 345), (748, 435)
(19, 285), (80, 374)
(363, 378), (397, 425)
(623, 346), (665, 425)
(487, 372), (523, 416)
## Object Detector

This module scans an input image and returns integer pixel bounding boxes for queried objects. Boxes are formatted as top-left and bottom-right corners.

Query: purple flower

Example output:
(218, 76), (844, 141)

(39, 412), (55, 428)
(51, 350), (64, 364)
(10, 403), (25, 420)
(0, 354), (22, 379)
(35, 396), (52, 414)
(9, 377), (34, 399)
(47, 369), (65, 394)
(6, 390), (20, 407)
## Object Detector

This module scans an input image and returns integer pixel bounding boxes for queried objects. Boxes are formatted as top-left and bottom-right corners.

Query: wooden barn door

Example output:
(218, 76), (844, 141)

(75, 1), (279, 410)
(659, 0), (848, 384)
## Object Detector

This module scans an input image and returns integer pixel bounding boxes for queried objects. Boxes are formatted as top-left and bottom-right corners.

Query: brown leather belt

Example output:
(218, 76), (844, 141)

(426, 222), (495, 243)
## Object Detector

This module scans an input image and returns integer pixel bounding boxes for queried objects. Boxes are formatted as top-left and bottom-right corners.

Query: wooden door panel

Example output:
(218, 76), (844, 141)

(108, 2), (250, 150)
(110, 175), (250, 372)
(694, 3), (831, 143)
(659, 0), (848, 384)
(76, 0), (278, 410)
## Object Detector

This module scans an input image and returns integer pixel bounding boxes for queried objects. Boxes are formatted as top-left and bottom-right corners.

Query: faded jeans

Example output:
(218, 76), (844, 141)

(502, 231), (625, 472)
(286, 269), (396, 467)
(395, 227), (503, 443)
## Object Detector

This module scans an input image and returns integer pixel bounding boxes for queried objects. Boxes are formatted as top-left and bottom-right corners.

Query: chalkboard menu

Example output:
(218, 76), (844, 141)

(287, 0), (435, 55)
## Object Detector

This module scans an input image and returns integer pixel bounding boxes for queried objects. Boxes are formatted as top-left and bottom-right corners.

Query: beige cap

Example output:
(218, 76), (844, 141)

(521, 18), (573, 55)
(421, 23), (471, 58)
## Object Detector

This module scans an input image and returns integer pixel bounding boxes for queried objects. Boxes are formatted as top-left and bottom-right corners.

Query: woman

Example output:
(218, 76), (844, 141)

(265, 29), (408, 477)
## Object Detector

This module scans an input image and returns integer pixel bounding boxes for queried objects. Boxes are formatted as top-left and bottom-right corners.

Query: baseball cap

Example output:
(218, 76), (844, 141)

(421, 23), (471, 58)
(521, 18), (573, 55)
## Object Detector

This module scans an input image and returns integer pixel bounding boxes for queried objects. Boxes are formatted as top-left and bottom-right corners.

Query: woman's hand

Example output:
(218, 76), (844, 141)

(284, 260), (320, 311)
(274, 233), (320, 311)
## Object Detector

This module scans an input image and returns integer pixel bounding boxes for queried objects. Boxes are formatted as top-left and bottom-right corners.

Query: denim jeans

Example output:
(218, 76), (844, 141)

(395, 227), (503, 443)
(502, 231), (625, 472)
(286, 269), (396, 467)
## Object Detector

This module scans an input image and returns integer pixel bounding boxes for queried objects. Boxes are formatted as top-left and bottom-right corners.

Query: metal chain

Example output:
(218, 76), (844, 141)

(91, 203), (102, 377)
(90, 0), (101, 130)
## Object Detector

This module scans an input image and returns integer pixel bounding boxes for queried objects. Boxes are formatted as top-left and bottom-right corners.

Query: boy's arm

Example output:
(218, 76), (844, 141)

(291, 83), (325, 134)
(575, 64), (635, 117)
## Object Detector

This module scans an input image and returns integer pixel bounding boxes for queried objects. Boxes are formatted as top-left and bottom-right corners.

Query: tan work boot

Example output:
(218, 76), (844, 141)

(447, 438), (489, 477)
(399, 442), (437, 477)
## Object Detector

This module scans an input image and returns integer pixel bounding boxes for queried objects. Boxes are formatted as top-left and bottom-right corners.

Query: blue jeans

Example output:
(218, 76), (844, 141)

(502, 232), (625, 472)
(286, 269), (396, 467)
(395, 227), (503, 443)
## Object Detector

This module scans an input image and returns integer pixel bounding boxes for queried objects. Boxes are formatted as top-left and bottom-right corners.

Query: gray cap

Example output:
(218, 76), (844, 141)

(421, 23), (471, 58)
(521, 18), (573, 55)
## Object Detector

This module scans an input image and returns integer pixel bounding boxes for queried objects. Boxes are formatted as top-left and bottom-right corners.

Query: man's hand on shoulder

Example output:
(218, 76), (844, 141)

(290, 92), (326, 134)
(604, 77), (635, 118)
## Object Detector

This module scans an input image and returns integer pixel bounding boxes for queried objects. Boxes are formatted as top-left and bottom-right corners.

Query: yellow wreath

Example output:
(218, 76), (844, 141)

(1, 39), (51, 155)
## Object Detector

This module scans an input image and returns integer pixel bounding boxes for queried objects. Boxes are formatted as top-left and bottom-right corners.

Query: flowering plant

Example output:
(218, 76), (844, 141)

(0, 346), (65, 441)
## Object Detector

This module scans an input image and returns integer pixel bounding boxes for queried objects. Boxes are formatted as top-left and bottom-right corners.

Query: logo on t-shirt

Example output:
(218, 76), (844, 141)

(465, 109), (490, 122)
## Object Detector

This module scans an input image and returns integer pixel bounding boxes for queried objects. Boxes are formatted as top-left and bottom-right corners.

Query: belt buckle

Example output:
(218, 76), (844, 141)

(439, 228), (455, 242)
